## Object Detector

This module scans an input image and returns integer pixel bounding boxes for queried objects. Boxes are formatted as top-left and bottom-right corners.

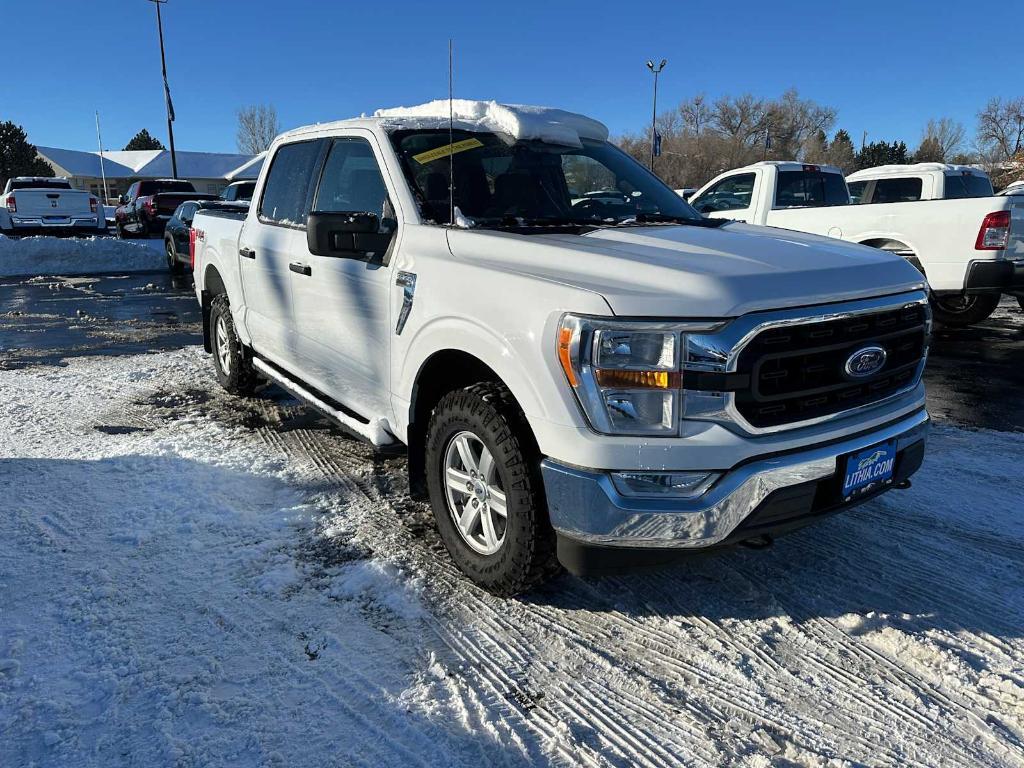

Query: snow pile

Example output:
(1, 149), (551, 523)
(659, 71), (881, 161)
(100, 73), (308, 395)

(374, 99), (609, 147)
(0, 235), (164, 277)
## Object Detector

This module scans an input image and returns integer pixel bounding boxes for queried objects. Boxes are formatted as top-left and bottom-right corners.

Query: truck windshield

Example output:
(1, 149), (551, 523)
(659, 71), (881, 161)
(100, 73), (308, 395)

(389, 129), (703, 228)
(774, 170), (850, 208)
(943, 173), (993, 199)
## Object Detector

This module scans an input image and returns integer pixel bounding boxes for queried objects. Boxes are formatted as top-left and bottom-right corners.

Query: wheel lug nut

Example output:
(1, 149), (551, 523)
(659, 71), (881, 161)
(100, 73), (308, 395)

(472, 499), (479, 507)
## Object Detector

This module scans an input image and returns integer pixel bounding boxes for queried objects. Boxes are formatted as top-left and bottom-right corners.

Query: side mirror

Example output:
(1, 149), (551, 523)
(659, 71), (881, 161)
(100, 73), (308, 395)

(118, 195), (126, 204)
(307, 211), (392, 259)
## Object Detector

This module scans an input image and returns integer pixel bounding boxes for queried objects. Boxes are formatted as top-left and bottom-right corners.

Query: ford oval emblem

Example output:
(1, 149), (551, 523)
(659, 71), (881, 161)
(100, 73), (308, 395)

(845, 345), (887, 378)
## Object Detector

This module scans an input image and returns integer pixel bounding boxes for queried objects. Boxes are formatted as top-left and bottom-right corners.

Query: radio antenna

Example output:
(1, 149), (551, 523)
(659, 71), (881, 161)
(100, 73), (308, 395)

(448, 38), (455, 227)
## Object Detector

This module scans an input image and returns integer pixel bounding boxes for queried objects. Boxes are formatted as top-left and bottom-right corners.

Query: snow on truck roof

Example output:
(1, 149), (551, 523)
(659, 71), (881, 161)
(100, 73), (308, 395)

(281, 100), (610, 147)
(727, 160), (845, 175)
(847, 163), (989, 180)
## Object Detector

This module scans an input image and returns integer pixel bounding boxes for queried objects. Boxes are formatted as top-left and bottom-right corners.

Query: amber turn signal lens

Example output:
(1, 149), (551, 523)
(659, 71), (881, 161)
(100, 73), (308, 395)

(557, 326), (578, 387)
(594, 369), (681, 390)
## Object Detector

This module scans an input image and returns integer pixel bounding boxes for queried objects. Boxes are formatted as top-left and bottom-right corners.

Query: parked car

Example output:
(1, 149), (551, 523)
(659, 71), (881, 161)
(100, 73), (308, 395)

(164, 199), (247, 274)
(846, 163), (993, 204)
(0, 177), (105, 237)
(114, 179), (218, 238)
(690, 161), (1024, 326)
(220, 180), (257, 203)
(191, 100), (930, 594)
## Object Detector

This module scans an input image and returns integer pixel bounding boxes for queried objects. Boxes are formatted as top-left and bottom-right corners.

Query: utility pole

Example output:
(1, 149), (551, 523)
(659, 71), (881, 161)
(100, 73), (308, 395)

(148, 0), (178, 178)
(646, 59), (667, 172)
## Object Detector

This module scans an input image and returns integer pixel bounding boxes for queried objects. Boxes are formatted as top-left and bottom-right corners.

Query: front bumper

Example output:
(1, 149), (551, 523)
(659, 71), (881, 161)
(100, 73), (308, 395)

(964, 259), (1024, 295)
(543, 408), (929, 571)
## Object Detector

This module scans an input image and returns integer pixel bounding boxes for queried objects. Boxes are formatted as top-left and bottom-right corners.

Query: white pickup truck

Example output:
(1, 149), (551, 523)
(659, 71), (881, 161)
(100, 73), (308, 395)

(191, 100), (930, 594)
(690, 161), (1024, 326)
(0, 177), (106, 237)
(846, 163), (994, 204)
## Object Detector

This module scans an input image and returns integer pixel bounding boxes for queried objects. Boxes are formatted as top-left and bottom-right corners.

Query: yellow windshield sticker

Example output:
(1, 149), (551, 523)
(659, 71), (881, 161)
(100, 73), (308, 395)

(412, 137), (484, 164)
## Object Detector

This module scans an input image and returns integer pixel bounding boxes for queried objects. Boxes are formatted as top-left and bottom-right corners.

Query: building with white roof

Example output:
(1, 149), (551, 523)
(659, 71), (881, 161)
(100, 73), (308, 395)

(35, 147), (265, 204)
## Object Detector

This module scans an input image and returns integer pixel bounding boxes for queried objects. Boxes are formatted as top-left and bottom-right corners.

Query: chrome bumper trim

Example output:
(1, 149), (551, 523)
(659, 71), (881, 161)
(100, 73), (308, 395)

(542, 408), (929, 549)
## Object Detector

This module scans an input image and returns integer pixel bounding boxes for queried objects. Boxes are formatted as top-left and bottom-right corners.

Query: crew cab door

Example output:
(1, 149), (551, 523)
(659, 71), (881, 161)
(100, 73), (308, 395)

(238, 138), (324, 369)
(287, 134), (399, 421)
(691, 172), (758, 223)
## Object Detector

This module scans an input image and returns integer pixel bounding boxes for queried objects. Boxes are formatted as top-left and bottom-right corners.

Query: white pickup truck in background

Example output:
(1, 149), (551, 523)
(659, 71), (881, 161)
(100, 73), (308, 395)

(846, 163), (993, 203)
(0, 176), (105, 237)
(690, 161), (1024, 326)
(191, 100), (930, 594)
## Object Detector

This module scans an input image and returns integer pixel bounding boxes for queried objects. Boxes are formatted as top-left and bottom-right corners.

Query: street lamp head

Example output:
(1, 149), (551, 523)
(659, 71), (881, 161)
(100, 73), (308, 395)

(646, 60), (654, 70)
(660, 58), (667, 68)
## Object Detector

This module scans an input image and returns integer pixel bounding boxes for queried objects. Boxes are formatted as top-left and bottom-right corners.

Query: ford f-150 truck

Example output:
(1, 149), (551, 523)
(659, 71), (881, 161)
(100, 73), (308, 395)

(0, 177), (105, 236)
(191, 100), (931, 594)
(690, 161), (1024, 326)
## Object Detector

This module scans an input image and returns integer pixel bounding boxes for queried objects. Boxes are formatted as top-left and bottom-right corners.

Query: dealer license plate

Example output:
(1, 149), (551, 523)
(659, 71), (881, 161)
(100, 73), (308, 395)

(841, 440), (897, 500)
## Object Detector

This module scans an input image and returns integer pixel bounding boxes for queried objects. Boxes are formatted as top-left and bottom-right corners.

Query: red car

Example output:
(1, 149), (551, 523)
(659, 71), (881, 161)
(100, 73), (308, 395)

(114, 179), (218, 238)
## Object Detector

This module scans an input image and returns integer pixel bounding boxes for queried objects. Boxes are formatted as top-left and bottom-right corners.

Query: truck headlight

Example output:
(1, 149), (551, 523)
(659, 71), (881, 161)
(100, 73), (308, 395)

(557, 315), (720, 436)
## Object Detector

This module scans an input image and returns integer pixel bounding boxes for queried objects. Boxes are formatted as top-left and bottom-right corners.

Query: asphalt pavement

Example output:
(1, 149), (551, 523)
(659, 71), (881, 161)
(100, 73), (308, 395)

(0, 271), (1021, 431)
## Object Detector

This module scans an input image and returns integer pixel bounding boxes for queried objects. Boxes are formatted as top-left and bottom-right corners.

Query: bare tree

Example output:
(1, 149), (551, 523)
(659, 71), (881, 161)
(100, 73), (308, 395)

(976, 97), (1024, 163)
(236, 104), (281, 155)
(918, 117), (965, 161)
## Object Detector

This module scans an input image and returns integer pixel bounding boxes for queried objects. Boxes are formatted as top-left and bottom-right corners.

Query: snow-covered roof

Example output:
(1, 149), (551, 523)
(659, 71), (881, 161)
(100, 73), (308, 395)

(735, 160), (845, 175)
(36, 146), (259, 180)
(282, 99), (610, 148)
(847, 163), (988, 180)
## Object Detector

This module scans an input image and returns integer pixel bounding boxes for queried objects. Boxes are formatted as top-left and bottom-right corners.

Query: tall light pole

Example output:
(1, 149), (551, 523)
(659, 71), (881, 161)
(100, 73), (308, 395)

(148, 0), (178, 178)
(646, 58), (667, 172)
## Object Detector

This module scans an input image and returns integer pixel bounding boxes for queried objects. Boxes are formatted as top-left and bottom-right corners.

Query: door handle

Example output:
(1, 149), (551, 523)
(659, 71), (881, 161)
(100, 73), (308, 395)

(289, 262), (311, 276)
(239, 247), (256, 260)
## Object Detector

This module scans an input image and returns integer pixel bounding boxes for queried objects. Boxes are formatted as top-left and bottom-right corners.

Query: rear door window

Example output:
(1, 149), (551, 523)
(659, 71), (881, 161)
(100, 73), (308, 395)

(693, 173), (755, 213)
(872, 177), (923, 203)
(258, 140), (323, 227)
(847, 180), (868, 203)
(944, 173), (994, 199)
(774, 170), (849, 208)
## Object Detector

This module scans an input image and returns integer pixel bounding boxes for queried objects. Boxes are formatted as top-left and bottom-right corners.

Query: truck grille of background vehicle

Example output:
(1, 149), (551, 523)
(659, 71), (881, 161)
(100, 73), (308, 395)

(733, 305), (927, 429)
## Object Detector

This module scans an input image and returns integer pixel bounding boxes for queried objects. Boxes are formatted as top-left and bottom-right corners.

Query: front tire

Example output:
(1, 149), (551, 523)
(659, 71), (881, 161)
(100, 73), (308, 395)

(930, 293), (1001, 327)
(209, 294), (258, 395)
(425, 382), (558, 596)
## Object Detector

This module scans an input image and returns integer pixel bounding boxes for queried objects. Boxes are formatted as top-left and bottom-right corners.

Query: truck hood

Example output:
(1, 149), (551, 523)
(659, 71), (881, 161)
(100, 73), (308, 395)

(446, 222), (926, 317)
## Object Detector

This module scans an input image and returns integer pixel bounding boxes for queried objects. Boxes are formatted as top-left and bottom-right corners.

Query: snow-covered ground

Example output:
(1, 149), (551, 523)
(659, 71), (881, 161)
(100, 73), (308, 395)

(1, 348), (1022, 767)
(0, 235), (164, 277)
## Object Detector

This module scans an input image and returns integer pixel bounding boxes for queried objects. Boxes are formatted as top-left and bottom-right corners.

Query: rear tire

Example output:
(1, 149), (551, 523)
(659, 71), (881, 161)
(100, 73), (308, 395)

(1017, 296), (1024, 313)
(115, 223), (126, 240)
(930, 293), (1000, 327)
(425, 382), (559, 596)
(166, 238), (184, 274)
(209, 294), (258, 395)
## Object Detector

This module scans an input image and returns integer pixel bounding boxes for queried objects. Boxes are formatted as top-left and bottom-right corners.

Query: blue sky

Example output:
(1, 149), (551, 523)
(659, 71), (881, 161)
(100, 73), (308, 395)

(2, 0), (1014, 155)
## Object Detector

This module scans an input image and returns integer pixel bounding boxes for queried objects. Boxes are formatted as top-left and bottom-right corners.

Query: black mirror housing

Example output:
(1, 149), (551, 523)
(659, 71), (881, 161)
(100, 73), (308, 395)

(307, 211), (391, 259)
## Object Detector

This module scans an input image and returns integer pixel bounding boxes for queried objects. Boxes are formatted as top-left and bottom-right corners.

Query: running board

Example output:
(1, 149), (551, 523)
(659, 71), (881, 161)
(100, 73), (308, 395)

(251, 358), (397, 448)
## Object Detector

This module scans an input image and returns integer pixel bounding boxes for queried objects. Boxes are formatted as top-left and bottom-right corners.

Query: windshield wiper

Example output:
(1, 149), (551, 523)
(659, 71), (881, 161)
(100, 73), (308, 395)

(619, 212), (728, 228)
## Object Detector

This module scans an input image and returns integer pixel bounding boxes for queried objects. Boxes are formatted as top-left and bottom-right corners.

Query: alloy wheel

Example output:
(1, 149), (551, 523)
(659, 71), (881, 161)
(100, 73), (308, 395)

(443, 430), (508, 555)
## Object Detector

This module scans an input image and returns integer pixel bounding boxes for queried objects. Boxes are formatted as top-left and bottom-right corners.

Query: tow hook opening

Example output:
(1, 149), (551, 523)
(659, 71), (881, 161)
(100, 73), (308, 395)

(894, 479), (912, 490)
(739, 534), (774, 550)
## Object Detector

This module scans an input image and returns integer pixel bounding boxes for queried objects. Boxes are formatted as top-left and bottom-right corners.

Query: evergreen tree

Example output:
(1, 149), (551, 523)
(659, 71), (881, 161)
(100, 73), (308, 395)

(914, 136), (945, 163)
(0, 121), (55, 190)
(855, 140), (909, 170)
(123, 129), (166, 151)
(826, 129), (857, 174)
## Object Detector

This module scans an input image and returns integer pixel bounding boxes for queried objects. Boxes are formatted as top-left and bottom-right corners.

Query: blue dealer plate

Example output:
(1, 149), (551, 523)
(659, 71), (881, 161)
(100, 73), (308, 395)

(842, 440), (897, 499)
